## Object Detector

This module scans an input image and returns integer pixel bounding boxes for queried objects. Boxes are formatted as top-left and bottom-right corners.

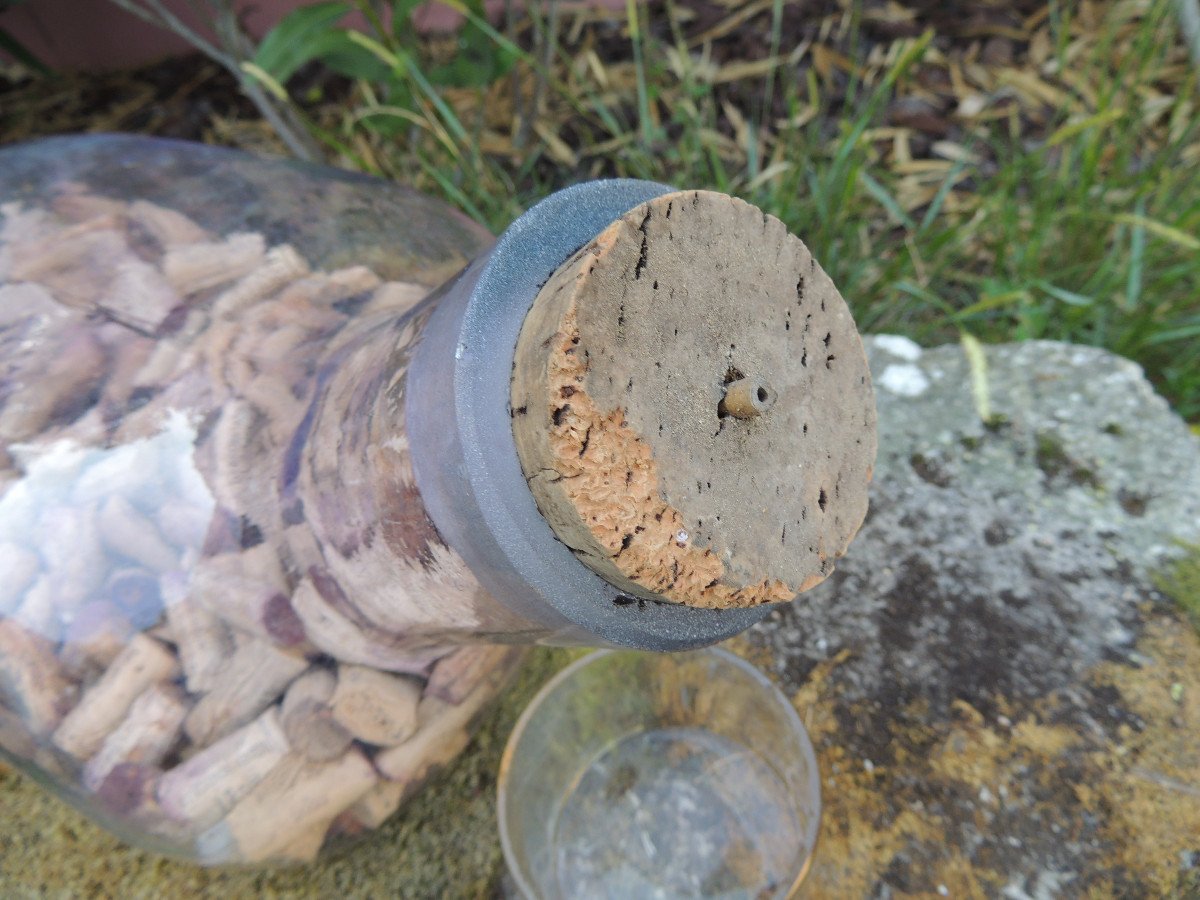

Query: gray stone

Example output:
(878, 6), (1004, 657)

(758, 338), (1200, 718)
(751, 337), (1200, 896)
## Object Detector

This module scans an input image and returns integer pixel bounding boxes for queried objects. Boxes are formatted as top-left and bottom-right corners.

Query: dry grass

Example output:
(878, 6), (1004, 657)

(2, 0), (1198, 417)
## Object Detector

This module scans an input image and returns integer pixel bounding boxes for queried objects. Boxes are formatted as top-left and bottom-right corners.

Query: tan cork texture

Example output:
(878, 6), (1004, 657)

(510, 190), (877, 609)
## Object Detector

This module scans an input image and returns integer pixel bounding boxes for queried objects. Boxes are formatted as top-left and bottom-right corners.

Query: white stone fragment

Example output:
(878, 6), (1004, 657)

(872, 334), (923, 361)
(878, 363), (931, 397)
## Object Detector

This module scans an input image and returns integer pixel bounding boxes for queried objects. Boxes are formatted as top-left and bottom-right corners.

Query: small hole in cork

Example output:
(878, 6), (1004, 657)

(719, 377), (773, 419)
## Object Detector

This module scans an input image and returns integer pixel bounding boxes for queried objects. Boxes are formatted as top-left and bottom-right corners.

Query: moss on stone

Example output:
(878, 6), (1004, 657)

(792, 615), (1200, 897)
(1153, 541), (1200, 634)
(1034, 430), (1101, 489)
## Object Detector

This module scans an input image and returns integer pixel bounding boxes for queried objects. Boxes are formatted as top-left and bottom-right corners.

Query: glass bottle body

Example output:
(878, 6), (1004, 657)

(0, 135), (532, 864)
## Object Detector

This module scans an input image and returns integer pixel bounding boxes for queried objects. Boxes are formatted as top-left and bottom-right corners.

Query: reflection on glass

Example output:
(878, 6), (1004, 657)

(1, 410), (212, 643)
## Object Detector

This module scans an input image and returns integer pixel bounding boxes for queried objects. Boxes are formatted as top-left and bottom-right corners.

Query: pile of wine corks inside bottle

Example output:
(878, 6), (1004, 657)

(511, 190), (876, 610)
(0, 189), (523, 865)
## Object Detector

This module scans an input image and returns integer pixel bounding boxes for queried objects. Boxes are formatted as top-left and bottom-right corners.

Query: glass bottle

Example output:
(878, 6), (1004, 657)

(0, 134), (875, 865)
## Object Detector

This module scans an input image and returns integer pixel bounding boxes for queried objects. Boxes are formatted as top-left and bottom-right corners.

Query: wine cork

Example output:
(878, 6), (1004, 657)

(280, 669), (353, 762)
(157, 707), (291, 829)
(53, 633), (179, 758)
(511, 190), (876, 609)
(198, 749), (377, 864)
(82, 682), (188, 791)
(183, 637), (307, 746)
(0, 620), (73, 735)
(329, 665), (420, 747)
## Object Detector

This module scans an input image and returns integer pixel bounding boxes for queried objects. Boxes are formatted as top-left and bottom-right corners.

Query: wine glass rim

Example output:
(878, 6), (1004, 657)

(496, 646), (821, 899)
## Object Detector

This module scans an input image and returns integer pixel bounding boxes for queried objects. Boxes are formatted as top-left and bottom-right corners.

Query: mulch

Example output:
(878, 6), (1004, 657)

(0, 0), (1194, 210)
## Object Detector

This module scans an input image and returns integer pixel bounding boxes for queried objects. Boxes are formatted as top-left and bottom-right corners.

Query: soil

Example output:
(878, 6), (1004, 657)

(1, 0), (1149, 189)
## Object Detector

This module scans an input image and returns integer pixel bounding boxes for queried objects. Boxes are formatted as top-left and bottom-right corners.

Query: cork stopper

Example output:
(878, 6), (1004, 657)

(510, 191), (876, 609)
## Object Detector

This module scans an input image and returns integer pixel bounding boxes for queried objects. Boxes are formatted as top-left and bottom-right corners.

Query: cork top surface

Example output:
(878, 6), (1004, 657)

(510, 190), (876, 608)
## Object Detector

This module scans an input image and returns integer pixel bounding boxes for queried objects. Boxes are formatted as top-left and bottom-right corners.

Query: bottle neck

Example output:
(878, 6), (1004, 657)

(403, 182), (775, 650)
(290, 303), (435, 563)
(285, 298), (545, 658)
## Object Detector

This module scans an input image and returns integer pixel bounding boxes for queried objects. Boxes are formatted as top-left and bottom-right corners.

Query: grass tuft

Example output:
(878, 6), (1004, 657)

(288, 0), (1200, 419)
(3, 0), (1197, 418)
